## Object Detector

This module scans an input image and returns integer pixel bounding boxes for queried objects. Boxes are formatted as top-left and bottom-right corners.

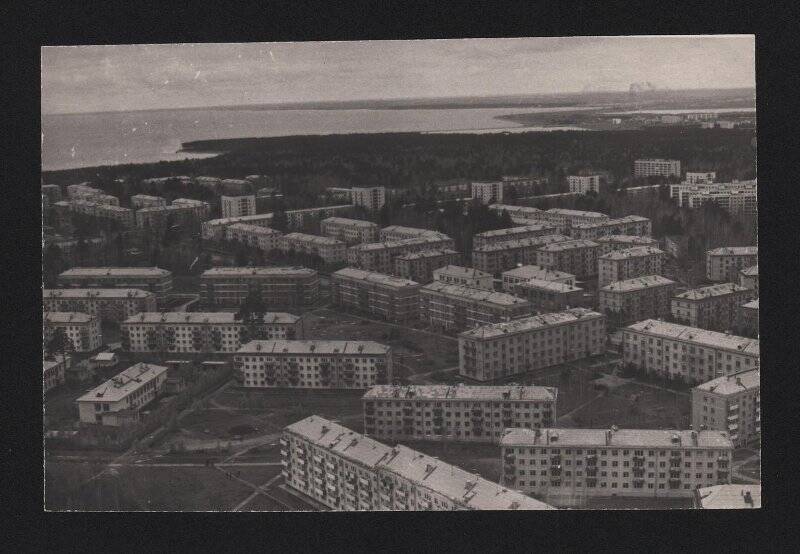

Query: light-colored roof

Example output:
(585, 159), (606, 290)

(287, 204), (351, 215)
(332, 267), (420, 288)
(489, 204), (542, 215)
(635, 158), (680, 163)
(204, 213), (274, 226)
(131, 194), (165, 201)
(536, 239), (600, 252)
(742, 299), (759, 310)
(172, 198), (209, 206)
(136, 204), (197, 214)
(395, 248), (459, 261)
(600, 275), (676, 293)
(226, 223), (282, 234)
(472, 234), (570, 253)
(201, 266), (316, 277)
(674, 283), (751, 300)
(43, 311), (96, 324)
(59, 267), (171, 278)
(599, 246), (664, 260)
(237, 340), (390, 356)
(283, 232), (345, 246)
(501, 427), (733, 449)
(363, 384), (557, 402)
(707, 246), (758, 256)
(123, 312), (301, 325)
(596, 235), (658, 245)
(380, 225), (450, 239)
(502, 265), (575, 281)
(694, 368), (760, 395)
(43, 288), (155, 299)
(43, 355), (70, 374)
(740, 264), (759, 276)
(433, 265), (492, 279)
(516, 278), (582, 293)
(421, 282), (530, 307)
(474, 224), (556, 238)
(625, 320), (760, 356)
(349, 237), (450, 252)
(460, 308), (602, 340)
(545, 208), (608, 219)
(321, 217), (378, 228)
(77, 363), (167, 403)
(696, 485), (761, 509)
(93, 352), (117, 361)
(571, 215), (650, 230)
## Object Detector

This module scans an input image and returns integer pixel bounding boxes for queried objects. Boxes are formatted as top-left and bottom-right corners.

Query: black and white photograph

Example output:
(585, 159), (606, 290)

(40, 35), (761, 512)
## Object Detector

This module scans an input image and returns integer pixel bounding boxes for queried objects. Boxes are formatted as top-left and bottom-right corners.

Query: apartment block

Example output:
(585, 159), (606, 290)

(69, 200), (135, 228)
(500, 427), (733, 506)
(706, 247), (758, 282)
(567, 175), (601, 195)
(570, 215), (652, 240)
(501, 265), (576, 292)
(459, 308), (605, 381)
(351, 186), (386, 211)
(513, 278), (589, 313)
(135, 204), (206, 230)
(221, 195), (256, 218)
(684, 172), (716, 184)
(539, 208), (609, 229)
(320, 217), (380, 244)
(471, 181), (504, 204)
(598, 246), (664, 287)
(379, 225), (451, 243)
(43, 355), (70, 393)
(331, 267), (421, 325)
(131, 194), (167, 209)
(201, 213), (274, 240)
(363, 384), (557, 443)
(77, 363), (168, 426)
(43, 311), (103, 352)
(692, 369), (760, 447)
(57, 267), (173, 301)
(595, 235), (658, 255)
(501, 175), (547, 197)
(281, 415), (555, 510)
(687, 189), (758, 217)
(281, 232), (347, 264)
(121, 311), (303, 353)
(432, 265), (494, 290)
(200, 266), (319, 308)
(671, 283), (756, 332)
(43, 288), (157, 323)
(536, 239), (602, 280)
(347, 237), (455, 274)
(598, 275), (677, 327)
(737, 299), (759, 338)
(394, 249), (461, 284)
(472, 234), (571, 275)
(739, 265), (758, 295)
(67, 184), (119, 205)
(420, 282), (533, 332)
(622, 320), (760, 385)
(171, 198), (212, 220)
(472, 223), (559, 249)
(224, 223), (283, 251)
(634, 158), (681, 178)
(235, 340), (392, 389)
(285, 205), (353, 230)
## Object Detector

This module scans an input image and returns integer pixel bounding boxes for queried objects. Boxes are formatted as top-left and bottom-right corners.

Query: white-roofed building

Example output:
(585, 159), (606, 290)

(77, 363), (168, 426)
(738, 264), (758, 295)
(432, 265), (494, 291)
(512, 278), (589, 313)
(320, 217), (379, 244)
(131, 194), (167, 209)
(394, 249), (461, 284)
(691, 368), (760, 447)
(671, 283), (756, 332)
(597, 246), (664, 287)
(536, 239), (602, 280)
(570, 215), (652, 240)
(200, 266), (319, 308)
(420, 282), (533, 332)
(595, 234), (658, 255)
(43, 288), (157, 322)
(57, 267), (173, 300)
(706, 247), (758, 282)
(331, 268), (421, 325)
(280, 232), (347, 264)
(379, 225), (451, 242)
(472, 234), (571, 275)
(472, 223), (560, 249)
(224, 223), (283, 251)
(501, 265), (576, 292)
(598, 275), (677, 327)
(43, 311), (103, 352)
(347, 237), (455, 274)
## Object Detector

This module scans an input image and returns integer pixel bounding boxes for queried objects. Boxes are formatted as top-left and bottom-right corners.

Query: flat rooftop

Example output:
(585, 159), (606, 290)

(571, 215), (650, 229)
(43, 288), (155, 299)
(473, 234), (570, 253)
(675, 283), (751, 300)
(237, 340), (390, 356)
(600, 275), (676, 293)
(226, 223), (282, 234)
(283, 232), (345, 246)
(489, 204), (542, 215)
(395, 248), (459, 260)
(43, 312), (96, 324)
(599, 246), (664, 260)
(333, 267), (420, 288)
(288, 204), (351, 214)
(502, 265), (575, 281)
(380, 225), (450, 238)
(596, 235), (658, 245)
(474, 224), (556, 238)
(59, 267), (171, 278)
(172, 198), (209, 206)
(501, 427), (733, 449)
(707, 246), (758, 256)
(696, 485), (761, 509)
(201, 266), (316, 277)
(321, 217), (378, 228)
(460, 308), (602, 340)
(516, 278), (582, 293)
(545, 208), (608, 219)
(349, 237), (450, 252)
(123, 312), (301, 325)
(363, 384), (557, 402)
(536, 239), (600, 252)
(433, 265), (492, 279)
(625, 319), (760, 356)
(204, 213), (274, 226)
(77, 363), (167, 404)
(421, 282), (529, 306)
(694, 368), (760, 395)
(742, 299), (759, 310)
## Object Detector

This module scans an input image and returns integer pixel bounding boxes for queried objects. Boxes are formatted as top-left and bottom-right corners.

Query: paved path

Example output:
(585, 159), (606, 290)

(407, 366), (459, 384)
(557, 393), (603, 423)
(232, 474), (284, 512)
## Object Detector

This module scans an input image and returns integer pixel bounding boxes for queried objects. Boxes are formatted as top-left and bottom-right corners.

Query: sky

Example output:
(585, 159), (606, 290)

(41, 36), (755, 114)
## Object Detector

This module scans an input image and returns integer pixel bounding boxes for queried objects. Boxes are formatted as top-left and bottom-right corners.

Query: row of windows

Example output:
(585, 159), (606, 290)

(506, 448), (728, 457)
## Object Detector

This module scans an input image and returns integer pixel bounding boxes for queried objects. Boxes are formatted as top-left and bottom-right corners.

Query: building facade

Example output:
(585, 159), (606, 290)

(224, 223), (283, 251)
(471, 181), (504, 204)
(131, 194), (167, 209)
(570, 216), (652, 240)
(738, 265), (758, 295)
(171, 198), (212, 220)
(420, 282), (533, 332)
(347, 237), (455, 274)
(671, 283), (756, 332)
(43, 355), (70, 393)
(394, 249), (461, 284)
(501, 265), (576, 292)
(77, 363), (168, 426)
(684, 172), (716, 184)
(43, 288), (157, 323)
(598, 275), (677, 327)
(57, 267), (173, 301)
(472, 234), (571, 275)
(200, 266), (319, 308)
(596, 235), (659, 255)
(597, 246), (665, 287)
(331, 267), (421, 325)
(706, 247), (758, 282)
(378, 225), (451, 243)
(320, 217), (380, 244)
(567, 175), (601, 195)
(68, 200), (135, 228)
(634, 159), (681, 178)
(221, 195), (257, 218)
(281, 232), (348, 264)
(737, 299), (759, 338)
(536, 239), (602, 280)
(472, 223), (560, 249)
(201, 213), (274, 241)
(513, 278), (589, 313)
(691, 369), (760, 448)
(43, 311), (103, 352)
(351, 187), (386, 211)
(432, 265), (494, 290)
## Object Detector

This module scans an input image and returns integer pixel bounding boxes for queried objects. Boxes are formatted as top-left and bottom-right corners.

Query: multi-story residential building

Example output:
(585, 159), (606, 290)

(420, 282), (533, 332)
(622, 319), (760, 384)
(43, 288), (157, 323)
(77, 363), (168, 426)
(706, 247), (758, 282)
(351, 186), (386, 211)
(57, 267), (173, 301)
(431, 180), (472, 200)
(570, 216), (652, 240)
(43, 235), (106, 264)
(347, 237), (455, 274)
(684, 172), (716, 184)
(43, 311), (103, 352)
(488, 204), (543, 221)
(472, 223), (559, 249)
(121, 311), (304, 353)
(131, 194), (167, 209)
(512, 278), (588, 313)
(221, 194), (256, 218)
(686, 188), (758, 217)
(597, 246), (664, 287)
(220, 178), (252, 196)
(739, 264), (758, 294)
(134, 204), (206, 230)
(331, 268), (421, 325)
(694, 484), (760, 509)
(634, 158), (681, 178)
(285, 205), (353, 230)
(501, 175), (547, 197)
(459, 308), (605, 381)
(201, 213), (274, 240)
(691, 368), (760, 448)
(281, 233), (347, 264)
(598, 275), (677, 327)
(501, 265), (576, 292)
(171, 198), (212, 220)
(235, 340), (392, 389)
(536, 239), (602, 280)
(500, 427), (733, 506)
(567, 175), (601, 195)
(66, 184), (119, 205)
(320, 217), (380, 244)
(363, 384), (557, 443)
(539, 208), (609, 230)
(200, 266), (319, 308)
(43, 354), (70, 393)
(281, 415), (555, 511)
(69, 200), (135, 228)
(379, 225), (451, 243)
(224, 223), (283, 251)
(595, 234), (659, 255)
(471, 181), (504, 204)
(432, 265), (494, 290)
(670, 179), (755, 203)
(737, 299), (759, 338)
(472, 235), (571, 275)
(394, 249), (461, 283)
(671, 283), (756, 332)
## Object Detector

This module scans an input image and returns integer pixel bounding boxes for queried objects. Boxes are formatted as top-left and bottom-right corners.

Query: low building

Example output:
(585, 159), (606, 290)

(43, 235), (107, 264)
(471, 181), (505, 204)
(432, 265), (494, 290)
(235, 340), (392, 389)
(43, 288), (157, 323)
(121, 311), (304, 353)
(320, 217), (380, 244)
(739, 265), (758, 294)
(363, 384), (557, 443)
(57, 267), (173, 301)
(201, 213), (274, 241)
(595, 235), (659, 255)
(224, 223), (283, 251)
(221, 194), (256, 218)
(459, 308), (605, 381)
(281, 232), (347, 264)
(90, 351), (119, 369)
(598, 275), (677, 327)
(43, 355), (70, 393)
(567, 175), (601, 195)
(501, 265), (576, 292)
(472, 223), (559, 249)
(570, 216), (652, 240)
(597, 246), (664, 287)
(77, 363), (168, 426)
(379, 225), (451, 243)
(131, 194), (167, 209)
(420, 282), (533, 332)
(43, 311), (103, 352)
(351, 186), (386, 211)
(200, 266), (319, 308)
(347, 237), (455, 274)
(501, 427), (733, 506)
(634, 158), (681, 178)
(539, 208), (609, 230)
(694, 485), (760, 509)
(671, 283), (756, 332)
(331, 267), (421, 325)
(622, 320), (760, 385)
(691, 368), (760, 448)
(706, 247), (758, 282)
(281, 415), (555, 510)
(536, 239), (602, 280)
(737, 299), (759, 337)
(513, 278), (589, 313)
(472, 234), (571, 275)
(394, 249), (461, 283)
